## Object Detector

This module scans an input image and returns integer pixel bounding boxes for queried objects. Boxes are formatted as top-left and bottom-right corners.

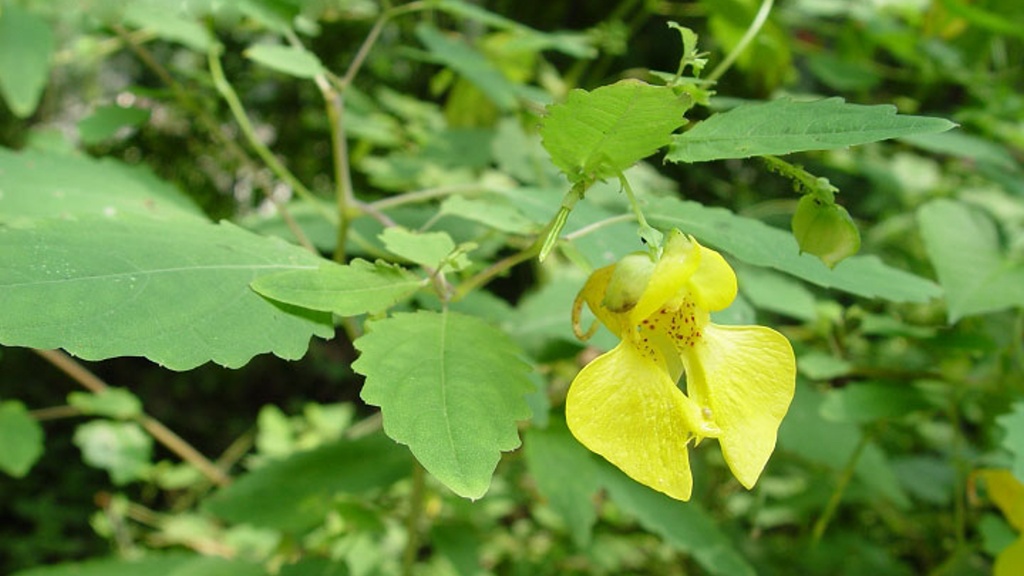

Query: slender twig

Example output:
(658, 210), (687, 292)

(338, 1), (429, 91)
(706, 0), (774, 82)
(452, 238), (542, 302)
(369, 184), (490, 212)
(563, 214), (635, 242)
(33, 349), (232, 487)
(810, 429), (870, 545)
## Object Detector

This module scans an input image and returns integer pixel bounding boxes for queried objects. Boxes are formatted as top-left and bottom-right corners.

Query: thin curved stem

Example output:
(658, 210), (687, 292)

(706, 0), (774, 82)
(810, 428), (870, 545)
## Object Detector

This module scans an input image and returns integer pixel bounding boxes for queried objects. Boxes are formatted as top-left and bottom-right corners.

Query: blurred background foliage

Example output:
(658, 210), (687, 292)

(1, 0), (1022, 574)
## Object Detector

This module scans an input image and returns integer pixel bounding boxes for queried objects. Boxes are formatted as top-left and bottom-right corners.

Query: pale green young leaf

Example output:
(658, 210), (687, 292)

(73, 420), (152, 485)
(0, 400), (44, 477)
(380, 227), (470, 270)
(352, 310), (534, 499)
(68, 388), (143, 420)
(0, 216), (332, 370)
(600, 461), (756, 576)
(541, 80), (690, 183)
(123, 3), (213, 52)
(998, 403), (1024, 484)
(77, 105), (151, 145)
(204, 433), (412, 533)
(245, 44), (326, 79)
(646, 196), (941, 303)
(0, 148), (205, 222)
(917, 199), (1024, 322)
(0, 5), (54, 118)
(523, 417), (601, 547)
(439, 195), (538, 234)
(252, 260), (425, 316)
(666, 97), (956, 163)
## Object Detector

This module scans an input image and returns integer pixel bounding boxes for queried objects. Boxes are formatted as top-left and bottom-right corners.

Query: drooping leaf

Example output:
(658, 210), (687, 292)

(0, 400), (45, 477)
(68, 388), (143, 420)
(252, 260), (425, 317)
(0, 216), (332, 370)
(415, 23), (520, 111)
(245, 44), (326, 79)
(600, 462), (756, 576)
(0, 5), (55, 118)
(522, 417), (601, 547)
(666, 97), (955, 163)
(646, 196), (941, 303)
(77, 105), (151, 145)
(917, 199), (1024, 322)
(0, 148), (205, 223)
(352, 310), (534, 499)
(204, 433), (412, 534)
(72, 420), (153, 485)
(541, 80), (690, 183)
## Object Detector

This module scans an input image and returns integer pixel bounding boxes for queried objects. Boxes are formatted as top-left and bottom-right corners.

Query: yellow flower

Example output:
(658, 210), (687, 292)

(567, 230), (796, 500)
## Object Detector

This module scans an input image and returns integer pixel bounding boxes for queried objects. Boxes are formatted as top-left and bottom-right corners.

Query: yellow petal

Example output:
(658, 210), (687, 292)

(566, 341), (696, 500)
(687, 243), (738, 312)
(683, 324), (796, 489)
(574, 264), (623, 338)
(996, 537), (1024, 576)
(630, 232), (701, 325)
(979, 469), (1024, 531)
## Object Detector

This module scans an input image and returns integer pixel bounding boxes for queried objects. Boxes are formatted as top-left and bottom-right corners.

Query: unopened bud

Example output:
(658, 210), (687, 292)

(792, 194), (860, 268)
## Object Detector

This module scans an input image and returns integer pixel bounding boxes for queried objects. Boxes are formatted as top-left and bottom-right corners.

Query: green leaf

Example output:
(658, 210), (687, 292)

(666, 97), (956, 163)
(522, 416), (601, 547)
(0, 148), (205, 223)
(0, 5), (54, 118)
(736, 266), (817, 322)
(439, 195), (538, 234)
(10, 553), (197, 576)
(901, 130), (1020, 171)
(379, 227), (469, 270)
(77, 105), (151, 145)
(820, 382), (930, 423)
(415, 23), (519, 111)
(998, 402), (1024, 484)
(245, 44), (326, 79)
(123, 3), (213, 52)
(205, 433), (411, 533)
(73, 420), (152, 485)
(252, 260), (425, 317)
(0, 400), (44, 477)
(352, 310), (534, 499)
(917, 199), (1024, 322)
(600, 462), (756, 576)
(0, 216), (332, 370)
(646, 196), (942, 303)
(68, 388), (143, 420)
(541, 80), (690, 183)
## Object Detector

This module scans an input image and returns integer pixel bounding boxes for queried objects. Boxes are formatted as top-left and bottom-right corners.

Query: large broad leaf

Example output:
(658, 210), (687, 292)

(666, 97), (955, 163)
(917, 199), (1024, 322)
(251, 260), (426, 316)
(352, 310), (534, 499)
(522, 417), (601, 547)
(600, 462), (756, 576)
(541, 80), (690, 183)
(0, 216), (332, 370)
(0, 5), (54, 118)
(0, 148), (205, 222)
(646, 196), (941, 303)
(204, 433), (412, 534)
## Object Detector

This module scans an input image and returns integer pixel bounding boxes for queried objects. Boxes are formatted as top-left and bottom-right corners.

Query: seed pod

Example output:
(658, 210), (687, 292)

(602, 252), (656, 313)
(791, 194), (861, 268)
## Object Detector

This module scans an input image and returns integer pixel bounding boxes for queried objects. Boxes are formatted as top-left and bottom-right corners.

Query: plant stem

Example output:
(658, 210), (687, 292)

(563, 214), (636, 242)
(33, 349), (232, 487)
(402, 461), (427, 576)
(369, 183), (490, 212)
(811, 428), (870, 545)
(706, 0), (774, 83)
(207, 47), (335, 224)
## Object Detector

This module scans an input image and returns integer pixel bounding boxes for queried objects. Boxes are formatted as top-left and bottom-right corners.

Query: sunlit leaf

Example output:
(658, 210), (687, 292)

(541, 80), (690, 183)
(77, 105), (151, 145)
(667, 97), (955, 163)
(0, 400), (44, 477)
(353, 310), (534, 499)
(245, 44), (326, 79)
(68, 388), (143, 420)
(72, 420), (152, 485)
(999, 403), (1024, 485)
(918, 199), (1024, 322)
(123, 2), (213, 51)
(379, 227), (469, 270)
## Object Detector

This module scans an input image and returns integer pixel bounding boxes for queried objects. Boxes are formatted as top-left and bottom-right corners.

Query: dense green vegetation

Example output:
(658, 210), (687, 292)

(1, 1), (1022, 574)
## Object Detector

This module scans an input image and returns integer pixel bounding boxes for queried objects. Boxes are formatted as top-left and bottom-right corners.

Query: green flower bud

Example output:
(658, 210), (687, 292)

(792, 194), (861, 268)
(603, 252), (656, 313)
